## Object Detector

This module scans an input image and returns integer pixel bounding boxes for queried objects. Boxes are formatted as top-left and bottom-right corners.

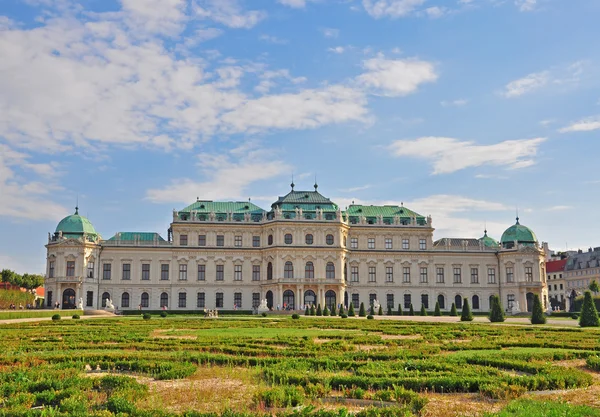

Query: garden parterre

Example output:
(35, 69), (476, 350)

(1, 316), (600, 417)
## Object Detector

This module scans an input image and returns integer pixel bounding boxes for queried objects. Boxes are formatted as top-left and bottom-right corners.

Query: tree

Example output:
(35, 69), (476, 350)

(1, 269), (21, 286)
(369, 304), (375, 316)
(330, 304), (337, 316)
(305, 306), (310, 316)
(310, 304), (316, 316)
(323, 306), (330, 316)
(316, 304), (323, 316)
(338, 304), (344, 317)
(461, 298), (473, 322)
(20, 274), (44, 291)
(590, 280), (600, 295)
(488, 295), (505, 323)
(530, 294), (546, 324)
(450, 303), (458, 317)
(348, 303), (355, 317)
(409, 304), (415, 316)
(580, 291), (600, 327)
(359, 302), (366, 317)
(387, 304), (393, 316)
(420, 304), (427, 316)
(378, 305), (383, 316)
(434, 302), (441, 316)
(397, 304), (403, 316)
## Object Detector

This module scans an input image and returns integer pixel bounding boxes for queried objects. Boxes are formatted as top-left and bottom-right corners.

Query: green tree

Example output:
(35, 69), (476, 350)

(358, 302), (366, 317)
(409, 304), (414, 316)
(305, 306), (310, 316)
(461, 298), (473, 321)
(338, 304), (345, 317)
(310, 304), (316, 316)
(378, 305), (383, 316)
(323, 306), (330, 316)
(450, 303), (458, 317)
(420, 304), (427, 316)
(530, 294), (546, 324)
(488, 295), (505, 323)
(316, 304), (323, 316)
(397, 304), (403, 316)
(387, 304), (393, 316)
(348, 303), (355, 316)
(434, 302), (441, 316)
(20, 274), (44, 291)
(369, 304), (375, 316)
(590, 280), (600, 295)
(330, 304), (337, 316)
(580, 291), (600, 327)
(1, 269), (22, 287)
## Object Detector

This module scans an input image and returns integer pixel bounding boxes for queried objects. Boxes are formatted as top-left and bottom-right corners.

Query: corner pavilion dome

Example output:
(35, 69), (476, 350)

(500, 218), (537, 249)
(55, 207), (99, 240)
(479, 230), (500, 248)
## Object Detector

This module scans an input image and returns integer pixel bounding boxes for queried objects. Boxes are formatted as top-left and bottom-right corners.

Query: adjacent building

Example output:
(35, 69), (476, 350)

(564, 248), (600, 308)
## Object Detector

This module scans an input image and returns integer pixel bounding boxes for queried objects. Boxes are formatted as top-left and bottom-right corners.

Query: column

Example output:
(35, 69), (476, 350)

(278, 284), (283, 308)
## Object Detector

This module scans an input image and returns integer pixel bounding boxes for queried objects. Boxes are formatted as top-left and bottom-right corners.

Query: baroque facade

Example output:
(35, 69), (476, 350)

(44, 186), (548, 314)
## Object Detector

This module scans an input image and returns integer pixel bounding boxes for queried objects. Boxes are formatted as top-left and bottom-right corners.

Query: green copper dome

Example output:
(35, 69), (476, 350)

(55, 207), (98, 238)
(479, 230), (500, 248)
(500, 218), (537, 248)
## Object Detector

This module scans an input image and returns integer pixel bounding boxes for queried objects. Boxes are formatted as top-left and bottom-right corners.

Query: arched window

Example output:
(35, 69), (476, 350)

(304, 290), (316, 307)
(455, 295), (462, 309)
(141, 292), (149, 308)
(284, 234), (293, 244)
(268, 235), (273, 245)
(121, 292), (130, 308)
(472, 295), (480, 310)
(102, 292), (110, 308)
(267, 262), (273, 280)
(305, 234), (314, 245)
(325, 290), (336, 310)
(437, 294), (445, 310)
(283, 290), (295, 310)
(326, 234), (334, 245)
(160, 292), (168, 308)
(284, 261), (294, 278)
(305, 262), (314, 279)
(326, 262), (335, 279)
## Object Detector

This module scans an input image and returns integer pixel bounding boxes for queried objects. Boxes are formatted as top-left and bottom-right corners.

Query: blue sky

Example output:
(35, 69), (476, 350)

(1, 0), (599, 273)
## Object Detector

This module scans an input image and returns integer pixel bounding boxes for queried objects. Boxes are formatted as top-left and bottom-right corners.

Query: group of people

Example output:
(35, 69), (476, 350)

(7, 303), (32, 310)
(53, 302), (61, 309)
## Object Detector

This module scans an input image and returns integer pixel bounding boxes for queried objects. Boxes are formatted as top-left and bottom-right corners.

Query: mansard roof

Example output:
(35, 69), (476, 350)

(433, 238), (484, 248)
(272, 190), (338, 209)
(107, 232), (166, 242)
(180, 200), (266, 215)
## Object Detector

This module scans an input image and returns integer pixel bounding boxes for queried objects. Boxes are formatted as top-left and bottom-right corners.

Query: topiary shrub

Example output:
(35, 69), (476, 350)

(338, 304), (344, 317)
(367, 315), (374, 320)
(348, 303), (355, 316)
(378, 305), (383, 316)
(291, 313), (300, 320)
(310, 304), (316, 316)
(420, 305), (427, 316)
(51, 314), (61, 321)
(72, 314), (80, 320)
(323, 306), (330, 316)
(450, 303), (458, 317)
(397, 304), (403, 316)
(530, 294), (546, 325)
(461, 298), (473, 322)
(160, 311), (167, 318)
(488, 295), (505, 323)
(580, 291), (600, 327)
(316, 304), (323, 316)
(387, 304), (393, 316)
(261, 312), (268, 317)
(341, 314), (348, 319)
(359, 302), (366, 317)
(434, 302), (441, 316)
(409, 304), (415, 316)
(305, 307), (310, 316)
(330, 304), (337, 316)
(143, 313), (151, 320)
(572, 313), (580, 320)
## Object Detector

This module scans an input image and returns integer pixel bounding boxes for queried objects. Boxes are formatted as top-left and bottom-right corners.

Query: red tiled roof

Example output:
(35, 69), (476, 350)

(546, 259), (568, 273)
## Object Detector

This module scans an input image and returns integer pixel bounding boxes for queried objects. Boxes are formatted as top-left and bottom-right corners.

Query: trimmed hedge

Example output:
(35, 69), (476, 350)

(120, 309), (253, 316)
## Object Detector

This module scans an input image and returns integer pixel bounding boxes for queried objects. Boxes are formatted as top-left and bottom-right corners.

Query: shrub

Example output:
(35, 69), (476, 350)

(480, 383), (527, 400)
(142, 313), (151, 320)
(107, 396), (136, 414)
(341, 314), (348, 319)
(305, 307), (310, 316)
(434, 302), (441, 316)
(409, 304), (415, 316)
(291, 313), (300, 320)
(420, 305), (427, 316)
(531, 294), (546, 325)
(160, 311), (168, 318)
(378, 305), (383, 316)
(369, 305), (375, 316)
(349, 387), (366, 399)
(397, 303), (403, 316)
(348, 303), (355, 316)
(51, 314), (61, 321)
(387, 305), (393, 316)
(338, 304), (344, 317)
(323, 306), (330, 316)
(262, 312), (268, 317)
(450, 303), (458, 317)
(256, 386), (304, 407)
(489, 295), (505, 323)
(316, 304), (323, 316)
(572, 313), (580, 320)
(310, 305), (316, 316)
(580, 291), (600, 327)
(330, 304), (337, 316)
(367, 315), (374, 320)
(359, 302), (366, 317)
(72, 314), (80, 320)
(461, 298), (473, 322)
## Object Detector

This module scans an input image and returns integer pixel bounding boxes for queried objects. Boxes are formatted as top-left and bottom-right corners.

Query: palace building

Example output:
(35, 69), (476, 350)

(44, 185), (549, 314)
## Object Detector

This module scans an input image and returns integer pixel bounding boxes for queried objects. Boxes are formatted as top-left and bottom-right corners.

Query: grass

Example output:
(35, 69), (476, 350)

(0, 309), (83, 319)
(485, 399), (600, 417)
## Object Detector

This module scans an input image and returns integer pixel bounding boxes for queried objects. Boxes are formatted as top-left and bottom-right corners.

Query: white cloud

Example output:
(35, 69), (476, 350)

(339, 184), (372, 193)
(539, 119), (555, 127)
(440, 98), (468, 107)
(502, 71), (550, 98)
(120, 0), (189, 35)
(356, 56), (438, 97)
(254, 69), (306, 94)
(321, 27), (339, 38)
(328, 46), (346, 54)
(545, 205), (573, 212)
(146, 145), (290, 203)
(362, 0), (426, 18)
(388, 137), (547, 174)
(515, 0), (536, 12)
(193, 0), (266, 29)
(259, 34), (288, 44)
(424, 6), (447, 18)
(277, 0), (318, 8)
(559, 116), (600, 133)
(189, 27), (223, 44)
(502, 61), (587, 98)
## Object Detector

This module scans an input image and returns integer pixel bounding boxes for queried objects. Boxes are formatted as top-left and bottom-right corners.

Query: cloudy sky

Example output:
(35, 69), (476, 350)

(1, 0), (599, 273)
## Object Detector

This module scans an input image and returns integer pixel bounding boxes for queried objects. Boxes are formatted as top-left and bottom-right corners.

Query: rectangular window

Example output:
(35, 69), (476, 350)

(66, 261), (75, 277)
(86, 291), (93, 307)
(47, 291), (53, 307)
(252, 293), (260, 308)
(198, 235), (206, 246)
(506, 267), (514, 283)
(402, 239), (410, 250)
(234, 265), (242, 281)
(385, 238), (392, 249)
(234, 292), (242, 308)
(368, 238), (375, 249)
(351, 266), (359, 282)
(49, 261), (55, 278)
(560, 283), (563, 290)
(525, 267), (533, 282)
(252, 265), (260, 281)
(216, 292), (224, 308)
(197, 292), (205, 308)
(87, 262), (94, 278)
(122, 263), (131, 280)
(350, 238), (358, 249)
(386, 294), (394, 310)
(253, 236), (260, 247)
(141, 264), (150, 281)
(197, 264), (205, 281)
(216, 265), (224, 281)
(368, 266), (376, 282)
(178, 292), (187, 308)
(421, 294), (429, 309)
(386, 267), (393, 283)
(369, 294), (377, 307)
(180, 234), (188, 246)
(161, 264), (169, 280)
(488, 268), (496, 284)
(352, 294), (360, 309)
(404, 294), (411, 309)
(420, 267), (428, 283)
(179, 264), (187, 281)
(471, 268), (479, 284)
(419, 239), (427, 250)
(103, 263), (112, 280)
(403, 267), (411, 283)
(453, 268), (461, 284)
(234, 235), (242, 247)
(216, 235), (224, 247)
(436, 267), (444, 283)
(507, 294), (515, 309)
